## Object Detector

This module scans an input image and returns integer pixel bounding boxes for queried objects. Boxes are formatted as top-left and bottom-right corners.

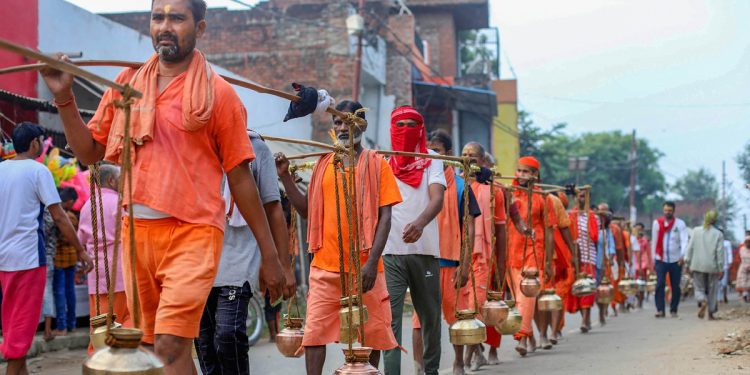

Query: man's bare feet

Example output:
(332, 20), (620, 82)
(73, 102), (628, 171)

(540, 336), (552, 350)
(527, 335), (537, 353)
(488, 348), (500, 365)
(52, 329), (67, 336)
(515, 337), (528, 357)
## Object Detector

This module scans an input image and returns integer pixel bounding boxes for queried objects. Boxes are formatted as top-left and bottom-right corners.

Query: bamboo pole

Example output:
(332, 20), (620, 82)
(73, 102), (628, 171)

(285, 151), (330, 160)
(0, 57), (358, 118)
(375, 149), (467, 162)
(0, 40), (141, 97)
(262, 135), (336, 151)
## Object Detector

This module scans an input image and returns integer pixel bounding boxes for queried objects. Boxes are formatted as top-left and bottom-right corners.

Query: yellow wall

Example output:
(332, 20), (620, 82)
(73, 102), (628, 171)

(492, 102), (519, 176)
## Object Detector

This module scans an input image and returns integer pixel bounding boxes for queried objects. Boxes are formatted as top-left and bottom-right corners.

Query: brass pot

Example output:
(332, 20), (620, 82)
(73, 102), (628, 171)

(480, 291), (509, 326)
(333, 347), (381, 375)
(496, 301), (522, 335)
(619, 278), (638, 297)
(339, 295), (368, 329)
(276, 317), (304, 358)
(537, 288), (562, 311)
(596, 277), (614, 305)
(572, 273), (596, 297)
(90, 313), (121, 351)
(520, 269), (541, 298)
(83, 328), (164, 375)
(635, 279), (646, 292)
(449, 310), (487, 345)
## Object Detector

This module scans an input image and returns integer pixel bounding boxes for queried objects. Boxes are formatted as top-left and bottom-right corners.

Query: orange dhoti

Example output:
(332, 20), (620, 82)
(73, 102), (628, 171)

(87, 291), (132, 354)
(121, 217), (223, 344)
(303, 267), (398, 350)
(413, 266), (470, 328)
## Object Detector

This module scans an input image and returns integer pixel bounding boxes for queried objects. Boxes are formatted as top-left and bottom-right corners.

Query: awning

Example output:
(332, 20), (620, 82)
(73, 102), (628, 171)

(413, 81), (497, 118)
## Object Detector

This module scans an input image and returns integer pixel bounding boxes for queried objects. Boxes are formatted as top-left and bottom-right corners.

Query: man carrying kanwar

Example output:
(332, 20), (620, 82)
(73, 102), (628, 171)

(566, 188), (599, 333)
(507, 156), (557, 356)
(276, 100), (401, 375)
(383, 106), (447, 375)
(411, 130), (481, 375)
(40, 1), (286, 373)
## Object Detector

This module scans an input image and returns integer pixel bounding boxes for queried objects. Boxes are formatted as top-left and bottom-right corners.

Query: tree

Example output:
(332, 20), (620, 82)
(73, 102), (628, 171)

(737, 141), (750, 183)
(673, 168), (719, 201)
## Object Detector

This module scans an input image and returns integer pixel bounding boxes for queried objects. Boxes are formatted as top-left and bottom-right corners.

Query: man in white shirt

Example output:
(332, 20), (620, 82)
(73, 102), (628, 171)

(651, 201), (689, 318)
(382, 106), (446, 375)
(0, 123), (92, 375)
(719, 239), (733, 304)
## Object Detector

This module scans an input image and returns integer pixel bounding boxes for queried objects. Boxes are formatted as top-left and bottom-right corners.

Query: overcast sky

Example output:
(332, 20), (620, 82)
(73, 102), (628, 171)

(65, 0), (750, 238)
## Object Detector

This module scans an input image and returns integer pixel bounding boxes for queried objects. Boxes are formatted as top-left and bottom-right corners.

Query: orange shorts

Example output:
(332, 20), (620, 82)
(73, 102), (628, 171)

(302, 267), (398, 350)
(121, 217), (222, 344)
(413, 266), (470, 329)
(88, 291), (132, 354)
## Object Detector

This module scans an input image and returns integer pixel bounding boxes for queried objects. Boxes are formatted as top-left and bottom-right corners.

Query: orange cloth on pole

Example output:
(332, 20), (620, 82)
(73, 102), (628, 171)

(609, 223), (627, 305)
(302, 267), (397, 350)
(509, 267), (543, 339)
(437, 168), (461, 261)
(87, 291), (131, 355)
(121, 217), (223, 344)
(508, 188), (557, 270)
(88, 53), (255, 231)
(412, 266), (470, 328)
(566, 263), (597, 313)
(308, 151), (401, 273)
(546, 195), (574, 298)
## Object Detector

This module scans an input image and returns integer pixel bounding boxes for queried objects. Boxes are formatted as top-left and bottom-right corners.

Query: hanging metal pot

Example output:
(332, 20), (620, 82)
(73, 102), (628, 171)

(449, 310), (487, 346)
(496, 300), (522, 335)
(520, 269), (541, 297)
(646, 274), (657, 293)
(480, 291), (509, 327)
(276, 317), (305, 358)
(619, 277), (638, 297)
(596, 276), (614, 305)
(90, 313), (122, 351)
(339, 295), (368, 329)
(635, 278), (647, 292)
(572, 273), (596, 297)
(537, 288), (563, 311)
(83, 328), (164, 375)
(333, 347), (381, 375)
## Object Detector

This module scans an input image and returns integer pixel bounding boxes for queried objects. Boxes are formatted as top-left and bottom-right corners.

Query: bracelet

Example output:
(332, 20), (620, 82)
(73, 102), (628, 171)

(54, 95), (75, 108)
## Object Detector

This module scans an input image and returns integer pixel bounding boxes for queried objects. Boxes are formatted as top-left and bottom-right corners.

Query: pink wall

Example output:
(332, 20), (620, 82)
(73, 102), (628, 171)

(0, 0), (38, 98)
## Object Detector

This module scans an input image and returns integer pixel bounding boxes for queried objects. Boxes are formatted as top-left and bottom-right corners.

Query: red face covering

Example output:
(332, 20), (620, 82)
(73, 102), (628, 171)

(389, 106), (431, 188)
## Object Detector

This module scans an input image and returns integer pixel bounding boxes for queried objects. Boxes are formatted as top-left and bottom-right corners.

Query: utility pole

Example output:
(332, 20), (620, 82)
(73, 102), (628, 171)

(351, 0), (365, 101)
(629, 129), (637, 224)
(722, 160), (727, 231)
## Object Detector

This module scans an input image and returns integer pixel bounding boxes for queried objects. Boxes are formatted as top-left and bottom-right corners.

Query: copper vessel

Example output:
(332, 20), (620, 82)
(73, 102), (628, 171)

(520, 269), (541, 297)
(333, 347), (381, 375)
(635, 278), (646, 292)
(646, 274), (656, 293)
(537, 288), (562, 311)
(496, 300), (522, 335)
(596, 276), (614, 305)
(619, 277), (638, 297)
(90, 313), (122, 351)
(449, 310), (487, 345)
(83, 328), (164, 375)
(339, 325), (360, 344)
(572, 273), (596, 296)
(339, 295), (368, 328)
(276, 317), (304, 358)
(480, 291), (509, 326)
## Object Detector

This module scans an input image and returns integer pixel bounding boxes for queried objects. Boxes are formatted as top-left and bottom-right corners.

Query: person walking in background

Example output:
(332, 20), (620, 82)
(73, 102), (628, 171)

(52, 187), (81, 336)
(78, 164), (131, 354)
(736, 235), (750, 303)
(684, 210), (725, 320)
(719, 238), (733, 304)
(0, 123), (92, 375)
(651, 201), (689, 318)
(632, 223), (653, 308)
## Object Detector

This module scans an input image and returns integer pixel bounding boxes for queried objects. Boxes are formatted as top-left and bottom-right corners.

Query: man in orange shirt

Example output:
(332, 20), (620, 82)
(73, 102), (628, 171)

(567, 189), (599, 333)
(276, 100), (401, 375)
(508, 156), (557, 356)
(40, 1), (286, 373)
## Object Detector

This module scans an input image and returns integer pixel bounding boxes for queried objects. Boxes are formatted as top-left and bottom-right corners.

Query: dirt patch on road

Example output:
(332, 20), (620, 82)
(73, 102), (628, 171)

(710, 303), (750, 373)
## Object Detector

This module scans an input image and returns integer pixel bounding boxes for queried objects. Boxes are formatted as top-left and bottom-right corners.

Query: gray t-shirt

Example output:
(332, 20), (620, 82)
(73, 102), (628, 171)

(214, 133), (280, 289)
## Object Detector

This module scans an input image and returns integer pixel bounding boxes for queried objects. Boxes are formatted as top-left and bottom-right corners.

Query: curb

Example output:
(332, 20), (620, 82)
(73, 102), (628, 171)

(0, 330), (89, 362)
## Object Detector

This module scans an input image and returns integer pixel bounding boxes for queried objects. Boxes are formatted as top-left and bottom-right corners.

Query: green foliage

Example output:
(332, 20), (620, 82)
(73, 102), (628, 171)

(737, 141), (750, 183)
(673, 168), (719, 201)
(458, 30), (498, 77)
(517, 111), (666, 215)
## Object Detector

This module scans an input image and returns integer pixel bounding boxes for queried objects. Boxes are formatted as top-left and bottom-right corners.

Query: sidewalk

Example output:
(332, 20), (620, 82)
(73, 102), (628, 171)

(0, 328), (89, 362)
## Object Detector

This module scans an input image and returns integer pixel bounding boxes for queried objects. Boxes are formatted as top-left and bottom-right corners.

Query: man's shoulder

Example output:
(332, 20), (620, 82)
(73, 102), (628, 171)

(675, 218), (687, 228)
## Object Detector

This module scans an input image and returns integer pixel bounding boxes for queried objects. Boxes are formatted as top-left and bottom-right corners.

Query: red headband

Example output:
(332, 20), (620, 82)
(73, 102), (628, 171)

(518, 156), (540, 170)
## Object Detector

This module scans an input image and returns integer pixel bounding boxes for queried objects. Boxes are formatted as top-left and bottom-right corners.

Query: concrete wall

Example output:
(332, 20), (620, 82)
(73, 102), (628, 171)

(36, 0), (309, 138)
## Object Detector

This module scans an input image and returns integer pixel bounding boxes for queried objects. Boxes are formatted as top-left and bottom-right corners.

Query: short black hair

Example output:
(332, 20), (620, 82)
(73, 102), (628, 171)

(635, 222), (645, 228)
(58, 187), (78, 203)
(663, 201), (676, 209)
(12, 122), (44, 154)
(335, 100), (366, 120)
(427, 129), (452, 152)
(152, 0), (207, 23)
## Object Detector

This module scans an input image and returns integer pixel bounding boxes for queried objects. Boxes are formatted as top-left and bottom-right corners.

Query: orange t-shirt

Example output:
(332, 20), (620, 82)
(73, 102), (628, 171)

(88, 70), (254, 231)
(310, 159), (402, 273)
(508, 188), (558, 269)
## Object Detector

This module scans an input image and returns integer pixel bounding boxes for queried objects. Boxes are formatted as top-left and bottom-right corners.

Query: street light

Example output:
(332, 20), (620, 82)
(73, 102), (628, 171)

(568, 156), (589, 185)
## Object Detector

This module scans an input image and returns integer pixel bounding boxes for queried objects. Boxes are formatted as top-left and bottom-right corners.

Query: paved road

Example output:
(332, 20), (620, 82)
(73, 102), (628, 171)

(13, 295), (749, 374)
